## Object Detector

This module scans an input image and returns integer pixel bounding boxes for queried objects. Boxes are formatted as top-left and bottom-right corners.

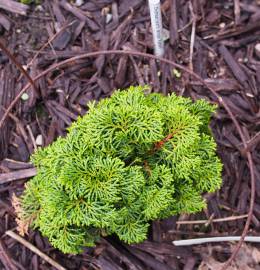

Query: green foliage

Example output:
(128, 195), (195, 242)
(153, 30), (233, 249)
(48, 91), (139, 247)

(20, 0), (40, 4)
(18, 86), (222, 254)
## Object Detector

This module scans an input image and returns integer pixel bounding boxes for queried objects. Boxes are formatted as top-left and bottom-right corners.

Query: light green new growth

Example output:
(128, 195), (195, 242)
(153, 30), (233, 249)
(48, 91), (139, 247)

(18, 86), (222, 254)
(20, 0), (40, 4)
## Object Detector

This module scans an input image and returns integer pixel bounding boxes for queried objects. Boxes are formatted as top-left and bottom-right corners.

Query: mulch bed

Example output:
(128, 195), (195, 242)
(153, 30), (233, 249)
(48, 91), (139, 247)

(0, 0), (259, 269)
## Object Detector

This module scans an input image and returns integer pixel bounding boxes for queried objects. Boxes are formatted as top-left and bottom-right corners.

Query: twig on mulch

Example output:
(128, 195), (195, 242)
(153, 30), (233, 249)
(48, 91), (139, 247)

(0, 49), (255, 270)
(188, 1), (196, 71)
(234, 0), (241, 25)
(0, 168), (37, 185)
(173, 236), (260, 246)
(26, 125), (37, 151)
(5, 230), (66, 270)
(0, 41), (37, 94)
(176, 214), (248, 225)
(209, 20), (260, 42)
(242, 131), (260, 153)
(0, 0), (28, 15)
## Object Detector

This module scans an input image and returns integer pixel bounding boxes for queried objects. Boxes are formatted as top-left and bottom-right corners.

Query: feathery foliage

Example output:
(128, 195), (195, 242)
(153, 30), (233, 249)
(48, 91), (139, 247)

(17, 86), (222, 254)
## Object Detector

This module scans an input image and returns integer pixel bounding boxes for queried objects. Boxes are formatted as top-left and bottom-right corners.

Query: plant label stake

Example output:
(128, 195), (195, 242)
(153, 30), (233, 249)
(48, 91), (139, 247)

(148, 0), (164, 57)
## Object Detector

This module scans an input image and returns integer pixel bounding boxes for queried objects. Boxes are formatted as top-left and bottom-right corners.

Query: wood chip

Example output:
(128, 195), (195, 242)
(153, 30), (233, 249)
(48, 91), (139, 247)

(0, 239), (17, 270)
(5, 231), (66, 270)
(0, 168), (37, 185)
(0, 0), (28, 15)
(0, 14), (11, 31)
(219, 44), (248, 86)
(169, 0), (179, 46)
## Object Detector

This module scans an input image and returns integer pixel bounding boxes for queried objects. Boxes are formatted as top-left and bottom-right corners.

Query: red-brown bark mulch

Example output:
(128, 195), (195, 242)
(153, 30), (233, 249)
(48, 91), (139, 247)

(0, 0), (260, 269)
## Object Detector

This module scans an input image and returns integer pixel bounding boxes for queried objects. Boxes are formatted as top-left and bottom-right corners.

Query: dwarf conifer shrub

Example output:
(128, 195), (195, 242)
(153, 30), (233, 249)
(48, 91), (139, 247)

(16, 86), (222, 254)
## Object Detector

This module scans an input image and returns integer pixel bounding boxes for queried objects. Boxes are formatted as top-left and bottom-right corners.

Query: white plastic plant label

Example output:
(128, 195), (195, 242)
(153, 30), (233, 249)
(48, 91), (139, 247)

(148, 0), (164, 57)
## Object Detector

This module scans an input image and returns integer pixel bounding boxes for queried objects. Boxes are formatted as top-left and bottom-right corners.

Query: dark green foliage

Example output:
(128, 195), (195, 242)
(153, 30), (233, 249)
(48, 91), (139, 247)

(18, 86), (222, 254)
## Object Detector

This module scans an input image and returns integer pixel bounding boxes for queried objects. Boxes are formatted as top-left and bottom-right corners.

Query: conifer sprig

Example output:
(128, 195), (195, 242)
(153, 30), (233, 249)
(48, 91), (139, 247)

(16, 86), (222, 254)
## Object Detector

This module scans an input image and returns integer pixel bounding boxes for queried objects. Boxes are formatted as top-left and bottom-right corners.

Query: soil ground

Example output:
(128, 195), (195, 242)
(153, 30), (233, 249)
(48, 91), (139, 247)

(0, 0), (260, 269)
